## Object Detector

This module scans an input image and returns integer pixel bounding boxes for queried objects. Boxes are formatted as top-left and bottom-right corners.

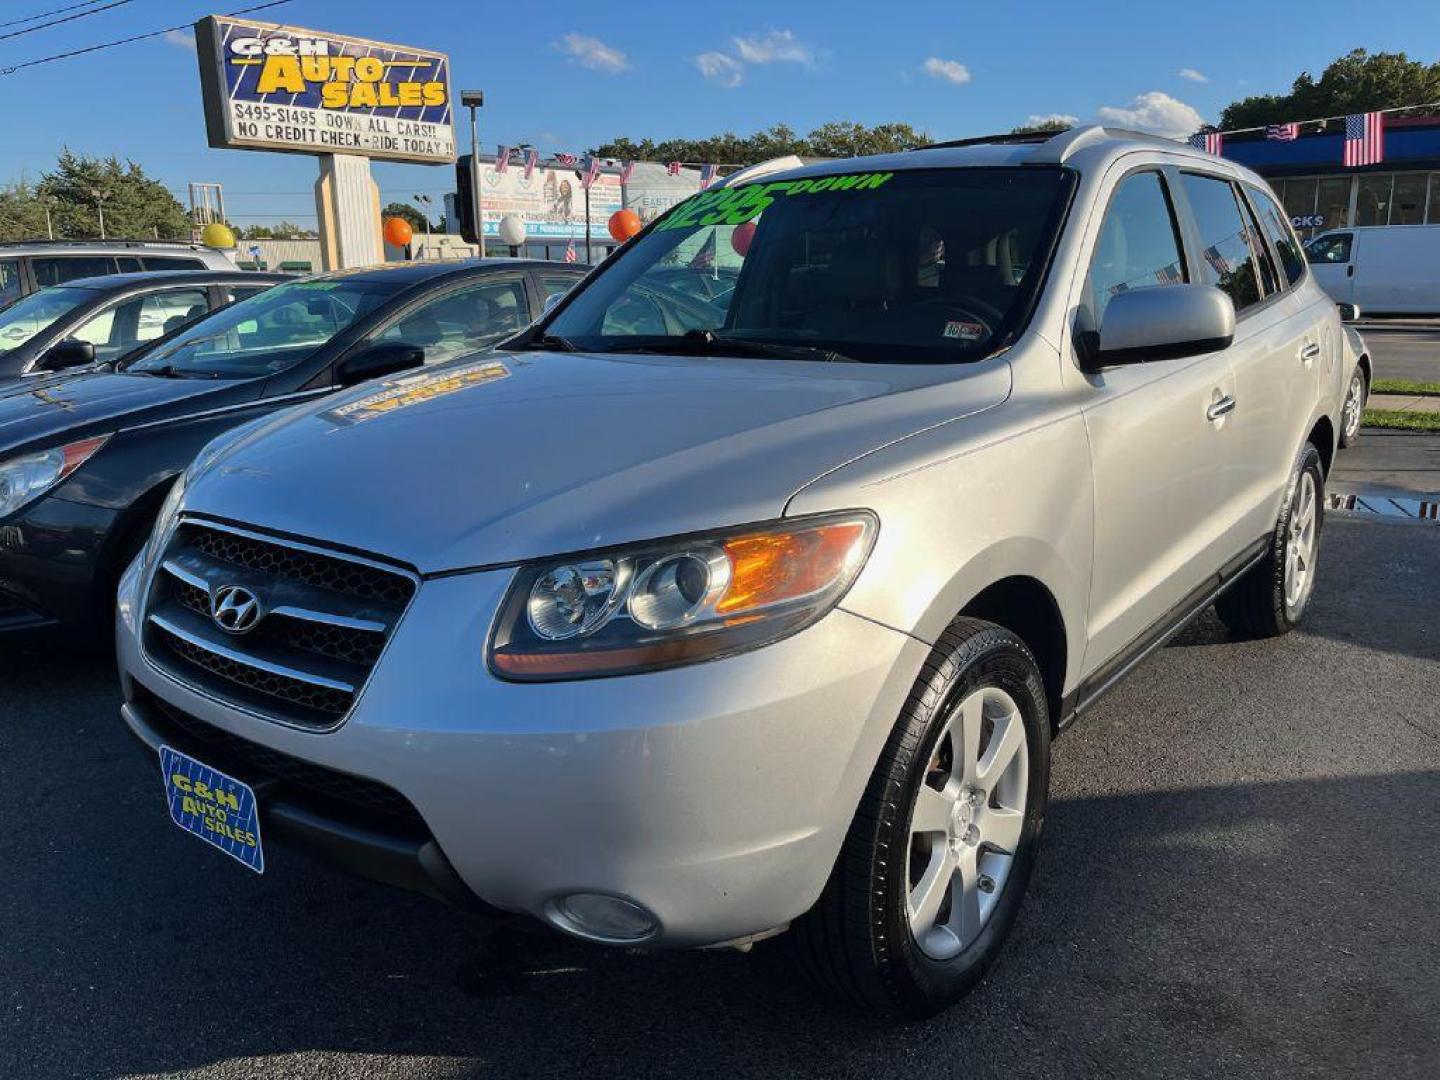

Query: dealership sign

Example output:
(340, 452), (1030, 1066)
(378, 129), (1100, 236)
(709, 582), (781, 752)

(1291, 214), (1326, 229)
(195, 16), (456, 164)
(479, 163), (623, 240)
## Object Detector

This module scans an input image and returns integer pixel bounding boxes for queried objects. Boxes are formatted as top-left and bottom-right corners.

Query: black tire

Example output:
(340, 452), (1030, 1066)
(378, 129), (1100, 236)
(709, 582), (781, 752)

(1338, 367), (1366, 449)
(1215, 442), (1324, 638)
(790, 617), (1051, 1020)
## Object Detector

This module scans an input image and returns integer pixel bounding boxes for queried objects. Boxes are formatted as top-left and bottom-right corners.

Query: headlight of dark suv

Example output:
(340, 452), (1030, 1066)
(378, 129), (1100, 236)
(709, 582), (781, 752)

(488, 512), (877, 680)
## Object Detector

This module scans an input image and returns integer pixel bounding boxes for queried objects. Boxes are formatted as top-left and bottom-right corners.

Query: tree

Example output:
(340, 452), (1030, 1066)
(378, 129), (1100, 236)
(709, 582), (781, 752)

(1220, 49), (1440, 130)
(235, 220), (313, 241)
(1010, 119), (1072, 135)
(382, 201), (432, 235)
(35, 149), (190, 240)
(591, 120), (929, 166)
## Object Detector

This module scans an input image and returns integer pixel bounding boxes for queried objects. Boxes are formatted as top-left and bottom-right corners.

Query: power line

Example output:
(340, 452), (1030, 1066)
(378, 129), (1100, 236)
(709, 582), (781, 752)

(0, 0), (293, 76)
(0, 0), (136, 43)
(0, 0), (108, 30)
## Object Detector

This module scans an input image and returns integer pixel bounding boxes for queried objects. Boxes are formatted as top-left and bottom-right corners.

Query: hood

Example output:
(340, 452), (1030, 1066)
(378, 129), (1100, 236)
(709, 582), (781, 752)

(0, 370), (263, 455)
(186, 350), (1012, 573)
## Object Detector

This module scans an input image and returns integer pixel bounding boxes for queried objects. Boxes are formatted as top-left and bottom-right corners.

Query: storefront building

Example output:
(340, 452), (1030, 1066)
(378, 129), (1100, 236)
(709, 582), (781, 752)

(1224, 116), (1440, 237)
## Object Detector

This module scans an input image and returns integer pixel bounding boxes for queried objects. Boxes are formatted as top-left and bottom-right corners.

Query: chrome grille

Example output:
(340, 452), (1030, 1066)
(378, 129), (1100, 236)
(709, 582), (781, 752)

(142, 519), (417, 730)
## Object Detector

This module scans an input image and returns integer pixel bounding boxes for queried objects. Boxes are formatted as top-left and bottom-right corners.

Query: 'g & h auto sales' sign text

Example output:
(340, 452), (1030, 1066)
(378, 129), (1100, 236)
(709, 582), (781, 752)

(195, 16), (456, 165)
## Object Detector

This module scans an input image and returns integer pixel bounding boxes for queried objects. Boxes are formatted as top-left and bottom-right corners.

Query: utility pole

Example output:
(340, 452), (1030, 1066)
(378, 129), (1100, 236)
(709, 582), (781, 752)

(461, 90), (484, 256)
(90, 188), (110, 240)
(39, 195), (54, 240)
(413, 193), (433, 257)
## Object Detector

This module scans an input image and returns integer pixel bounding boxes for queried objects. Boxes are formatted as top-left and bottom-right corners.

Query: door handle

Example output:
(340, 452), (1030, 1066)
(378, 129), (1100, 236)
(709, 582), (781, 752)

(1346, 265), (1355, 277)
(1300, 343), (1321, 366)
(1206, 395), (1236, 421)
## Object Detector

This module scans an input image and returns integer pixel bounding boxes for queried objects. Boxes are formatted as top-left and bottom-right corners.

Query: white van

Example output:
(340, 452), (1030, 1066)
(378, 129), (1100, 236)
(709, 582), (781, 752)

(1306, 224), (1440, 314)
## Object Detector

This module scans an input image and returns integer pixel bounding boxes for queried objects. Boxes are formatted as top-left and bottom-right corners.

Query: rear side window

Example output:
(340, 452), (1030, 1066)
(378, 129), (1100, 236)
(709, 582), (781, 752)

(1236, 189), (1280, 296)
(539, 274), (579, 300)
(141, 256), (206, 271)
(1249, 187), (1306, 285)
(1084, 170), (1187, 326)
(32, 256), (117, 287)
(1179, 174), (1265, 313)
(1306, 233), (1352, 265)
(0, 260), (21, 306)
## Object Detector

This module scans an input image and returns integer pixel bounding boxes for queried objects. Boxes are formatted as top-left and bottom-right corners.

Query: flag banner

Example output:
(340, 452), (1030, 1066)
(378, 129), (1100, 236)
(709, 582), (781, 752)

(1343, 112), (1384, 167)
(619, 160), (636, 185)
(523, 148), (539, 181)
(666, 161), (683, 176)
(699, 163), (719, 189)
(1265, 123), (1299, 141)
(564, 238), (578, 263)
(1187, 132), (1223, 156)
(689, 230), (717, 269)
(494, 145), (510, 173)
(555, 152), (579, 167)
(581, 156), (603, 190)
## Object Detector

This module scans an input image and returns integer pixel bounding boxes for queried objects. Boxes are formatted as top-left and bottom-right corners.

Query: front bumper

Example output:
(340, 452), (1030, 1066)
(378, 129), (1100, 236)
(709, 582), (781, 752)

(117, 554), (929, 948)
(0, 495), (122, 633)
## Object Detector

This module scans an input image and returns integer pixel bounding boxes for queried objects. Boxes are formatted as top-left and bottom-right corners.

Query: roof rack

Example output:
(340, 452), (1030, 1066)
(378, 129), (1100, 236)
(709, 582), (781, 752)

(912, 132), (1055, 151)
(0, 238), (206, 250)
(913, 125), (1185, 165)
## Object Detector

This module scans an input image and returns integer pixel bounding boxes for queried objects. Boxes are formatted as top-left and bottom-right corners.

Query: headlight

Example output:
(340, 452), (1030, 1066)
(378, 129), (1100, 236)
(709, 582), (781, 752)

(489, 512), (876, 680)
(0, 435), (109, 520)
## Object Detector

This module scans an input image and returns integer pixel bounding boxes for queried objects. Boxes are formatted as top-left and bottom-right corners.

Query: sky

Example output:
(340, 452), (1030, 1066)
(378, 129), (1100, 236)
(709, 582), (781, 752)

(3, 0), (1440, 228)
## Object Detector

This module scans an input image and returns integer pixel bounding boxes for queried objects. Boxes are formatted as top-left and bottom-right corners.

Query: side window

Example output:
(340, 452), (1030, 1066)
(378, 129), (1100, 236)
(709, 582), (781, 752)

(539, 275), (579, 301)
(1305, 233), (1353, 265)
(376, 277), (531, 364)
(1235, 187), (1280, 297)
(1083, 170), (1187, 327)
(226, 286), (270, 304)
(1250, 187), (1306, 285)
(135, 288), (211, 342)
(141, 256), (207, 271)
(1179, 173), (1265, 313)
(0, 260), (21, 306)
(33, 256), (117, 287)
(116, 257), (144, 272)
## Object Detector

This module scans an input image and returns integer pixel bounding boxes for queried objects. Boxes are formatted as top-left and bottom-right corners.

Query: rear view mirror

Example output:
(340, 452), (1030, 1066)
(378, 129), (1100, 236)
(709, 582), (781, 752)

(334, 342), (425, 388)
(1336, 302), (1361, 323)
(37, 339), (97, 372)
(1087, 284), (1235, 371)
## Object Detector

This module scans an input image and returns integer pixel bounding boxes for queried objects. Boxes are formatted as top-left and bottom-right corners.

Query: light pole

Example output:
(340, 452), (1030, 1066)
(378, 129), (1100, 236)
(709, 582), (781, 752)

(39, 194), (54, 240)
(90, 187), (110, 240)
(412, 193), (433, 257)
(461, 90), (484, 256)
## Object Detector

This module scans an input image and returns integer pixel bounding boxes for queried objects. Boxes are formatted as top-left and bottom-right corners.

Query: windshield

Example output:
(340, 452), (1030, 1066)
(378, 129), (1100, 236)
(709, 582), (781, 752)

(124, 278), (401, 378)
(0, 286), (96, 354)
(540, 167), (1074, 363)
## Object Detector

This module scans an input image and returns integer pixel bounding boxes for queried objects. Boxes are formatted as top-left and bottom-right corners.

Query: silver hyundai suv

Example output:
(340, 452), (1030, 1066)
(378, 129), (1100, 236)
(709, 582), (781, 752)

(116, 128), (1351, 1019)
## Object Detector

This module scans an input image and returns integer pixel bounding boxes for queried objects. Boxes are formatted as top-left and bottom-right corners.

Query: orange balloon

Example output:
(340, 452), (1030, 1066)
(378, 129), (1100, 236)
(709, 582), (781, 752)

(608, 208), (642, 243)
(383, 216), (414, 247)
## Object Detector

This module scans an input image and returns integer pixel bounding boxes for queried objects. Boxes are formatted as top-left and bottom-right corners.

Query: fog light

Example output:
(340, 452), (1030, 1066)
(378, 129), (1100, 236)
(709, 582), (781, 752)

(549, 893), (659, 943)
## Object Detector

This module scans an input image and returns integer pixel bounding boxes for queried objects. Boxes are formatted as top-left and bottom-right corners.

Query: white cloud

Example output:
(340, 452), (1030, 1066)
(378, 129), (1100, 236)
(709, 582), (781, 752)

(1178, 67), (1209, 83)
(922, 57), (972, 85)
(163, 29), (196, 54)
(554, 33), (629, 74)
(1097, 91), (1206, 139)
(1027, 113), (1079, 127)
(695, 51), (744, 88)
(733, 29), (815, 67)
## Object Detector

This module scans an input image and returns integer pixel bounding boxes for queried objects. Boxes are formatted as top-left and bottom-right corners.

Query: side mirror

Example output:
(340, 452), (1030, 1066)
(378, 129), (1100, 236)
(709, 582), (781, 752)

(334, 342), (426, 388)
(1336, 302), (1361, 323)
(1086, 284), (1236, 371)
(37, 339), (97, 371)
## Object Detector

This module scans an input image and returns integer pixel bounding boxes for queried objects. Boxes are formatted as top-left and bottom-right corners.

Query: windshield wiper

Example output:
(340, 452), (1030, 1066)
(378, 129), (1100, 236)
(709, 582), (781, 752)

(605, 329), (856, 363)
(132, 364), (220, 380)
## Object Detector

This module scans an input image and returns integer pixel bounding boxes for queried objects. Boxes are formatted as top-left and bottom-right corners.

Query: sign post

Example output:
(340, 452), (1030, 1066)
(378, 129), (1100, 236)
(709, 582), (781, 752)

(194, 16), (456, 270)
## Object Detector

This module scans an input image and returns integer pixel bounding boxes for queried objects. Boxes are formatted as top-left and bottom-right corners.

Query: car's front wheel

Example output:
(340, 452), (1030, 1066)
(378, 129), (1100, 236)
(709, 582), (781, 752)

(1339, 368), (1366, 448)
(791, 618), (1050, 1019)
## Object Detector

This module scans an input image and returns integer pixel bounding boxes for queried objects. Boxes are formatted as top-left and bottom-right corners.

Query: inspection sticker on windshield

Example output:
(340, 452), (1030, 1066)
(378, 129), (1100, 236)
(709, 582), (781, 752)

(158, 746), (264, 874)
(943, 321), (985, 341)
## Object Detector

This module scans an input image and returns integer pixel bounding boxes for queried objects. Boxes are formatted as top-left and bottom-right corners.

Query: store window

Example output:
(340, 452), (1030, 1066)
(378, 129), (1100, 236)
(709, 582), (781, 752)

(1315, 177), (1353, 231)
(1391, 174), (1429, 225)
(1430, 176), (1440, 226)
(1280, 177), (1318, 221)
(1355, 175), (1392, 226)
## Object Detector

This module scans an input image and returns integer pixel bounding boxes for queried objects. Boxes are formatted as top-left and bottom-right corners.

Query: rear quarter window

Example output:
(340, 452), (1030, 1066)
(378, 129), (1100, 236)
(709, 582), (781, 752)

(32, 256), (118, 287)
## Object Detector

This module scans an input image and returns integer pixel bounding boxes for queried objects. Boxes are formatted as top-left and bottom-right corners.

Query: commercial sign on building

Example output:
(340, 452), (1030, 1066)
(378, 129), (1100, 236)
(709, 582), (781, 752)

(195, 16), (456, 164)
(478, 163), (624, 240)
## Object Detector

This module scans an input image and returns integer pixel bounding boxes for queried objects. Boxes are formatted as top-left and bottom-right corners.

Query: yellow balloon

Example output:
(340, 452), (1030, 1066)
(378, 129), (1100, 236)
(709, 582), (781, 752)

(201, 223), (237, 249)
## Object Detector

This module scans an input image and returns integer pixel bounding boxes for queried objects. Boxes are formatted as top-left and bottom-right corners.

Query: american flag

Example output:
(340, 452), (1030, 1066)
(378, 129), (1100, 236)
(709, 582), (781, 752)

(494, 145), (510, 173)
(619, 159), (636, 185)
(1187, 131), (1224, 156)
(580, 156), (603, 190)
(1153, 262), (1184, 286)
(1265, 123), (1300, 141)
(523, 148), (539, 181)
(666, 160), (683, 176)
(698, 164), (719, 189)
(563, 239), (577, 263)
(1343, 112), (1384, 167)
(689, 230), (717, 270)
(1203, 245), (1230, 277)
(555, 152), (578, 167)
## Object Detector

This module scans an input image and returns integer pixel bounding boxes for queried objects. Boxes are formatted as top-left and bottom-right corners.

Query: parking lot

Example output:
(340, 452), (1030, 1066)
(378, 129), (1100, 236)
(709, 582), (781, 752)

(2, 421), (1437, 1080)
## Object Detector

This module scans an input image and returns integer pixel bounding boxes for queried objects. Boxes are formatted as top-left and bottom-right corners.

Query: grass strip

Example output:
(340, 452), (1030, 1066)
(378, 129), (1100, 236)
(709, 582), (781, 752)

(1364, 408), (1440, 432)
(1371, 378), (1440, 397)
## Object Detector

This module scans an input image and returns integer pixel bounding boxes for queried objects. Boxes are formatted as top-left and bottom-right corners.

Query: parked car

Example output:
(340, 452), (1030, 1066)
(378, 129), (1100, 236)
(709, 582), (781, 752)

(0, 258), (582, 636)
(116, 129), (1348, 1019)
(0, 270), (286, 379)
(1305, 224), (1440, 314)
(0, 241), (240, 306)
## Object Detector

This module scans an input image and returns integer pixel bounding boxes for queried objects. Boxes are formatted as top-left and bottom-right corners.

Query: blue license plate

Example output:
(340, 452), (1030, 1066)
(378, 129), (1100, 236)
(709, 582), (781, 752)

(159, 745), (264, 874)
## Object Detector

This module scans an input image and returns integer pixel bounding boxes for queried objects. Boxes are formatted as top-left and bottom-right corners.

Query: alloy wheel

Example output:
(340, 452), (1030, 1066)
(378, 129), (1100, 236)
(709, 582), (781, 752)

(905, 685), (1029, 961)
(1284, 470), (1318, 612)
(1343, 373), (1363, 440)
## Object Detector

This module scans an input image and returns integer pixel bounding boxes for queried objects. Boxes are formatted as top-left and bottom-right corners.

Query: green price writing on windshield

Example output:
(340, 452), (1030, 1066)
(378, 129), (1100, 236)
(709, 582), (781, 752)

(655, 172), (895, 232)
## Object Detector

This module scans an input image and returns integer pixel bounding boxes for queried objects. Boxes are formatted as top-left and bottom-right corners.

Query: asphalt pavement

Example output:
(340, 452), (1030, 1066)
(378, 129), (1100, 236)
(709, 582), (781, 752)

(1360, 324), (1440, 384)
(2, 439), (1438, 1080)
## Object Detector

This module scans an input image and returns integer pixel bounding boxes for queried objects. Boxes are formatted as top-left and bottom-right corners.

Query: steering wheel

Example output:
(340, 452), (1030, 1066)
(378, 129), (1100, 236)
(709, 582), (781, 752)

(911, 294), (1006, 339)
